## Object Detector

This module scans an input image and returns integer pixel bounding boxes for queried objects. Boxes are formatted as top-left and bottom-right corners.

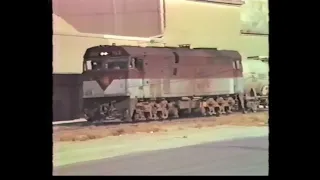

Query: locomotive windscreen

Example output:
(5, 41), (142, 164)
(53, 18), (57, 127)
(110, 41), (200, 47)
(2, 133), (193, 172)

(102, 58), (128, 70)
(83, 46), (131, 72)
(86, 51), (100, 57)
(84, 57), (129, 71)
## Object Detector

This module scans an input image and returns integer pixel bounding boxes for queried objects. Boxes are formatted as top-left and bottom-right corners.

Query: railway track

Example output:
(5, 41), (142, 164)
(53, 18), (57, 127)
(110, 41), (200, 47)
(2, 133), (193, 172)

(53, 107), (268, 128)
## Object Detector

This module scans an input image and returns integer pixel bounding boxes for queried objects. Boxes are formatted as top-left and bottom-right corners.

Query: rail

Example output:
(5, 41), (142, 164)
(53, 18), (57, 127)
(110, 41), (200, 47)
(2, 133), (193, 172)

(52, 119), (87, 125)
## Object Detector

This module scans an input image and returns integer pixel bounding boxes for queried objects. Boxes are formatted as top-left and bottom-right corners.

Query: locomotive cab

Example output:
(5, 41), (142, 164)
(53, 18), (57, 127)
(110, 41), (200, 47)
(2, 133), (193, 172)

(128, 57), (144, 71)
(83, 49), (130, 72)
(82, 45), (136, 121)
(83, 58), (129, 72)
(83, 51), (144, 74)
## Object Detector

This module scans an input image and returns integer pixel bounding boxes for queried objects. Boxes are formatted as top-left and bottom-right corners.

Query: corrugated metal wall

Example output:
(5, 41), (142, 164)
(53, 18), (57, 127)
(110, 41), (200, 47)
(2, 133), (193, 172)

(53, 74), (83, 121)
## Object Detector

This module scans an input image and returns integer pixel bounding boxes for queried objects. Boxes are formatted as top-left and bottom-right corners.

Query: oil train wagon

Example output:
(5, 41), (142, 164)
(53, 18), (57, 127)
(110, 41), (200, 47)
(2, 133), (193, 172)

(242, 56), (269, 107)
(82, 45), (266, 122)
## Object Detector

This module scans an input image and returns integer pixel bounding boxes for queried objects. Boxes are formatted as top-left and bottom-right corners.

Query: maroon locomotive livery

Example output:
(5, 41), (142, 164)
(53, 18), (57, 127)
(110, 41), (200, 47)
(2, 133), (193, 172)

(82, 45), (247, 121)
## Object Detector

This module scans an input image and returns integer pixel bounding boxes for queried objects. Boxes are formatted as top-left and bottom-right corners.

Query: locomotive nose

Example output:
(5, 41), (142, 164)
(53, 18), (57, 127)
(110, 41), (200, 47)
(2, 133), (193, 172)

(97, 76), (111, 91)
(96, 72), (126, 91)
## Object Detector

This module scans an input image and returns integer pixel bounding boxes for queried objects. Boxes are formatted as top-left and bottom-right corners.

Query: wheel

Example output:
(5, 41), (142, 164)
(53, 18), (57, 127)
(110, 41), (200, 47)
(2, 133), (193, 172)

(161, 108), (169, 120)
(225, 106), (231, 115)
(214, 107), (220, 117)
(200, 107), (207, 116)
(208, 107), (215, 116)
(121, 109), (131, 122)
(131, 110), (139, 122)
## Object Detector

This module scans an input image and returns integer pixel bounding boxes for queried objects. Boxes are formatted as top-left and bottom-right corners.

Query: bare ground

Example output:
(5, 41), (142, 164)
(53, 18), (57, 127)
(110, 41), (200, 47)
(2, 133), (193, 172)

(53, 112), (268, 142)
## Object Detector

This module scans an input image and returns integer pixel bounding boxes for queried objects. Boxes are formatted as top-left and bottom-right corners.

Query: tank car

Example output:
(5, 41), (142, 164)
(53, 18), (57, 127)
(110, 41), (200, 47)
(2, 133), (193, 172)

(242, 56), (269, 108)
(82, 45), (252, 122)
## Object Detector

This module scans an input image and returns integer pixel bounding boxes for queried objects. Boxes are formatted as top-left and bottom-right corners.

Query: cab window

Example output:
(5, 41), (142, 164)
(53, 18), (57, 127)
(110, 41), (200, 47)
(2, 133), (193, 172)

(233, 60), (242, 70)
(104, 61), (128, 70)
(84, 60), (102, 71)
(84, 57), (129, 71)
(92, 61), (102, 70)
(129, 58), (136, 69)
(236, 60), (242, 69)
(130, 57), (144, 71)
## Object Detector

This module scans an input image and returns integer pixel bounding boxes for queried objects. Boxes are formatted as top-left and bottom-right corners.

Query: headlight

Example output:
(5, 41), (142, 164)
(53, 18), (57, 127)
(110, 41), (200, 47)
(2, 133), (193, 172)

(100, 52), (108, 56)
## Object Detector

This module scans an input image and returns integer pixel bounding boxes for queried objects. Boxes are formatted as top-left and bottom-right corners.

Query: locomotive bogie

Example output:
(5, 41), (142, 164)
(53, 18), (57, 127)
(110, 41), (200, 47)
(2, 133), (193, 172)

(82, 96), (132, 121)
(130, 94), (241, 121)
(82, 93), (243, 122)
(82, 76), (246, 121)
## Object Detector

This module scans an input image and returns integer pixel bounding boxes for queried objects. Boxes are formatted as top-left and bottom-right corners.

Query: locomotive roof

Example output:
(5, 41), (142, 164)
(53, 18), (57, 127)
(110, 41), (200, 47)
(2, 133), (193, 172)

(84, 45), (241, 59)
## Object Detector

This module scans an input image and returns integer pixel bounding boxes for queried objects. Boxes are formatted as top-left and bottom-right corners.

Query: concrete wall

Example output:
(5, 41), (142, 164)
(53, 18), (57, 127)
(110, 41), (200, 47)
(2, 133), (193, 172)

(163, 0), (268, 56)
(239, 34), (268, 57)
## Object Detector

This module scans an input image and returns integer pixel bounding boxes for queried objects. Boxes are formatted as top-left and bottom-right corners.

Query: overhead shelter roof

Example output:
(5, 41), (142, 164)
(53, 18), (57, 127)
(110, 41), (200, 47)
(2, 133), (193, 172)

(53, 0), (164, 37)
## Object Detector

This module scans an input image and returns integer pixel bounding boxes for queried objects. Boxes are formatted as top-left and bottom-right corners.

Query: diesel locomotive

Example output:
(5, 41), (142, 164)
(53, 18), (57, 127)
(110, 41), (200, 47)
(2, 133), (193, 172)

(82, 45), (263, 122)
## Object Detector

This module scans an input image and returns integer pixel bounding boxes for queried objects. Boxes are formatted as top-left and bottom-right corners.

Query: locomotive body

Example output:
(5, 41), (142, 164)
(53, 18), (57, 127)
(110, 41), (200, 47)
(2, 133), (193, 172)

(82, 45), (246, 121)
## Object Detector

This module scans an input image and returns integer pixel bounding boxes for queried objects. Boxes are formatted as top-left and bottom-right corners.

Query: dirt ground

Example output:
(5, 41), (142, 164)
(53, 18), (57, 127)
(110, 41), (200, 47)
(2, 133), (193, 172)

(53, 112), (268, 142)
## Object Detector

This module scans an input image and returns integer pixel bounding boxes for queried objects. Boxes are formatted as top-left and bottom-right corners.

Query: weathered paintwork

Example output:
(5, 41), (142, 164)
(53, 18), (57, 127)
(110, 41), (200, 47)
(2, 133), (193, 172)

(242, 57), (269, 96)
(82, 45), (244, 99)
